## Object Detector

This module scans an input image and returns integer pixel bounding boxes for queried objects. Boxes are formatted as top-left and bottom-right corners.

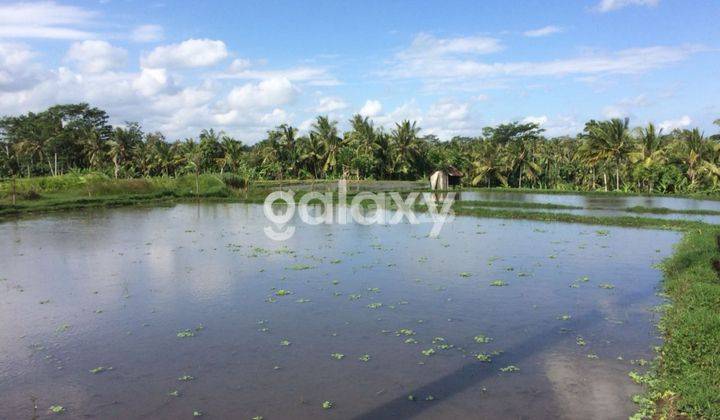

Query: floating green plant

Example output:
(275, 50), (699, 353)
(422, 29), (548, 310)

(331, 259), (341, 264)
(56, 324), (71, 333)
(500, 365), (520, 372)
(421, 348), (436, 356)
(587, 353), (599, 359)
(599, 283), (615, 289)
(405, 338), (418, 344)
(408, 395), (416, 402)
(367, 302), (383, 309)
(425, 395), (435, 401)
(348, 294), (361, 300)
(288, 263), (312, 270)
(275, 289), (291, 296)
(595, 229), (610, 236)
(397, 329), (415, 336)
(168, 390), (180, 397)
(474, 334), (492, 344)
(178, 375), (195, 381)
(476, 353), (492, 362)
(490, 280), (507, 287)
(330, 353), (345, 360)
(177, 329), (195, 338)
(49, 405), (65, 414)
(580, 276), (590, 282)
(322, 401), (333, 409)
(193, 410), (203, 417)
(280, 339), (291, 346)
(332, 280), (340, 285)
(576, 336), (586, 346)
(89, 366), (112, 374)
(459, 272), (472, 277)
(557, 314), (572, 321)
(358, 354), (371, 362)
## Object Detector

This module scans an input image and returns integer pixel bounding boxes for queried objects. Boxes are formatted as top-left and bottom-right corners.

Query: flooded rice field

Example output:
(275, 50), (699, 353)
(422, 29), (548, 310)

(457, 190), (720, 212)
(0, 203), (679, 419)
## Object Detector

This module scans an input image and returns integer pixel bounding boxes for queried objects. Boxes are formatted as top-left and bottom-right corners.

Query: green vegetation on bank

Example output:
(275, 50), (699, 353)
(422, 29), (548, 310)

(633, 227), (720, 419)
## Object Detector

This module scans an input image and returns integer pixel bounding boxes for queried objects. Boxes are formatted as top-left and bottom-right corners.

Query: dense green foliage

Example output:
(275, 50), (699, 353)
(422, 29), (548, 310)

(2, 104), (720, 193)
(632, 227), (720, 419)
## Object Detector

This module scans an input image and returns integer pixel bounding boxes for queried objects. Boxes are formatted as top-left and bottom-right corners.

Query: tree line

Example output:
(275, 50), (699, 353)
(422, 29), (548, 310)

(2, 103), (720, 193)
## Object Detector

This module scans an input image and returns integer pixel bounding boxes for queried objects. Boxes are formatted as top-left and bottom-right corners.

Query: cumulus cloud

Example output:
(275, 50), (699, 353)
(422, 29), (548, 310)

(131, 24), (164, 42)
(226, 77), (298, 109)
(66, 41), (127, 73)
(596, 0), (659, 12)
(359, 100), (382, 117)
(0, 42), (43, 91)
(523, 26), (563, 37)
(0, 1), (97, 39)
(314, 96), (348, 113)
(143, 39), (228, 68)
(659, 115), (692, 131)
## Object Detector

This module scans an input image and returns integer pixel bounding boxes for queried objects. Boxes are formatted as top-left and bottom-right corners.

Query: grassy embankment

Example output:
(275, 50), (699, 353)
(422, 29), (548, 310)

(628, 227), (720, 419)
(2, 175), (720, 417)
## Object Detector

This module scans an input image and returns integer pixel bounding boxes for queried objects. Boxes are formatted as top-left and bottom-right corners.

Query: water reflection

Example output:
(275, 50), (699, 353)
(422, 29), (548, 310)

(0, 204), (678, 419)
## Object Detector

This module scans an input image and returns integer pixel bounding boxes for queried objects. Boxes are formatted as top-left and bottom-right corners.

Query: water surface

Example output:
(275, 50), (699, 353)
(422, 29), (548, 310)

(0, 203), (677, 419)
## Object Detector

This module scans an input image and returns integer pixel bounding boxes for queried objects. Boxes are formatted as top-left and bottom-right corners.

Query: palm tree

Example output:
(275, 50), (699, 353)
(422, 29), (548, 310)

(311, 116), (343, 176)
(390, 120), (422, 179)
(346, 114), (379, 178)
(582, 118), (632, 191)
(298, 133), (325, 179)
(629, 123), (667, 192)
(183, 140), (203, 197)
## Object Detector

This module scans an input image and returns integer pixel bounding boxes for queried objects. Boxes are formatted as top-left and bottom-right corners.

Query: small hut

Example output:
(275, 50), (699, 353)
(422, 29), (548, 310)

(430, 166), (463, 190)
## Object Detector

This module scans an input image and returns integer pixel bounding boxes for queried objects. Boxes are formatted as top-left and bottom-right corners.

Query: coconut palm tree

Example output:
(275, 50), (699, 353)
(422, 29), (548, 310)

(311, 116), (343, 176)
(390, 120), (422, 179)
(582, 118), (632, 191)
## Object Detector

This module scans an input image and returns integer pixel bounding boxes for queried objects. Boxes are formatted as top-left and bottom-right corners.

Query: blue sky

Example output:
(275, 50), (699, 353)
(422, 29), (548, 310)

(0, 0), (718, 141)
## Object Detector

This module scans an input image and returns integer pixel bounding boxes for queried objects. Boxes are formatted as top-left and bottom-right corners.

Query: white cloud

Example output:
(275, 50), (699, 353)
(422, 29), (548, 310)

(226, 77), (298, 109)
(143, 39), (228, 68)
(523, 26), (563, 37)
(386, 36), (703, 85)
(0, 1), (96, 39)
(131, 25), (164, 42)
(596, 0), (659, 12)
(659, 115), (692, 131)
(399, 33), (503, 60)
(522, 115), (548, 125)
(66, 41), (127, 73)
(359, 100), (382, 117)
(217, 64), (339, 86)
(602, 94), (650, 118)
(133, 67), (174, 96)
(314, 96), (348, 113)
(0, 42), (43, 91)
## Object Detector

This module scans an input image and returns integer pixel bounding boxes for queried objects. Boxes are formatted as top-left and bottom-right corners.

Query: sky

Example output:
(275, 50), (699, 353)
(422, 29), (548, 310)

(0, 0), (718, 142)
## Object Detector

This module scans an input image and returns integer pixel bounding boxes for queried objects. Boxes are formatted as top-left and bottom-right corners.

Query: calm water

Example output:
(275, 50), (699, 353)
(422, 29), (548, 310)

(0, 203), (678, 419)
(458, 190), (720, 211)
(456, 191), (720, 223)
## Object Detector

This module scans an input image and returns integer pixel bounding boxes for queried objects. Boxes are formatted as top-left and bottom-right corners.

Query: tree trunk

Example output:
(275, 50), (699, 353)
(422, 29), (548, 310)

(615, 166), (620, 191)
(11, 176), (16, 205)
(518, 166), (523, 188)
(113, 156), (119, 179)
(603, 173), (608, 192)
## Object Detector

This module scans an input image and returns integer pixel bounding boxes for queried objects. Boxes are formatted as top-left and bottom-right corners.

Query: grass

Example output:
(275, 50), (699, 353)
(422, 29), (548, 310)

(632, 227), (720, 419)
